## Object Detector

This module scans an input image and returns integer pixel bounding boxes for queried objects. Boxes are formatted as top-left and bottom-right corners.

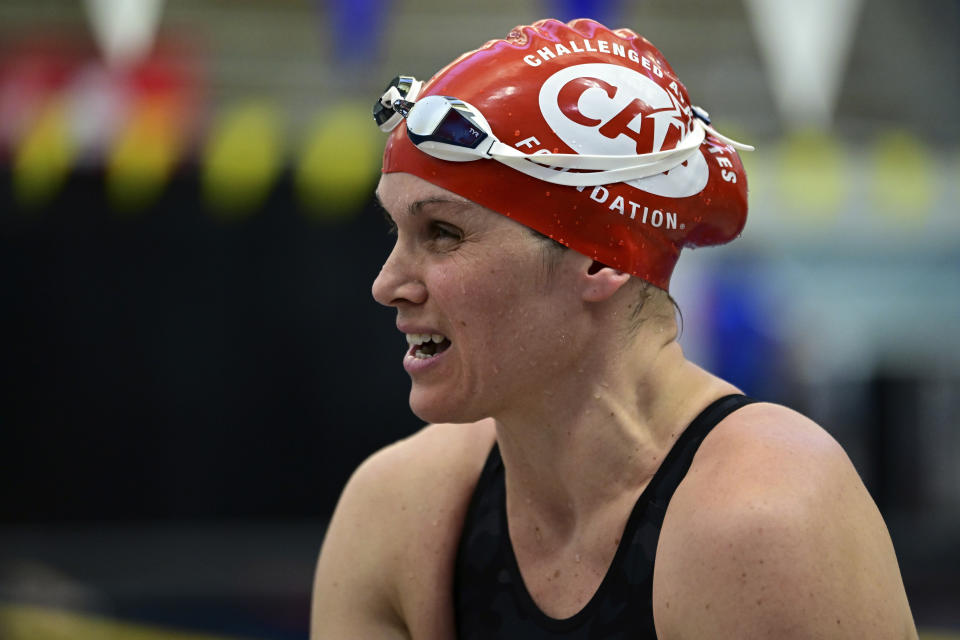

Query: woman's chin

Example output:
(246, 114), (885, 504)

(408, 389), (483, 426)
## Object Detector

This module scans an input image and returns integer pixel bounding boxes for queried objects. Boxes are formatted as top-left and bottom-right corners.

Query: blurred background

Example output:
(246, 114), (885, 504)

(0, 0), (957, 638)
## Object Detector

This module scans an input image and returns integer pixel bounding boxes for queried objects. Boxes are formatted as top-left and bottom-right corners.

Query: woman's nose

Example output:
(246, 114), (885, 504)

(371, 245), (428, 307)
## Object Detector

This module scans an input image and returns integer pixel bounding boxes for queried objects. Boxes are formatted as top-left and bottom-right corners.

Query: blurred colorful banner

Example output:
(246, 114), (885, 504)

(0, 36), (199, 211)
(321, 0), (392, 66)
(542, 0), (625, 25)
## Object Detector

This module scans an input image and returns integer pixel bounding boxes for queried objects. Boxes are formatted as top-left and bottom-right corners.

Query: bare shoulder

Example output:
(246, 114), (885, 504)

(360, 418), (498, 533)
(653, 402), (917, 639)
(335, 418), (497, 510)
(311, 419), (496, 639)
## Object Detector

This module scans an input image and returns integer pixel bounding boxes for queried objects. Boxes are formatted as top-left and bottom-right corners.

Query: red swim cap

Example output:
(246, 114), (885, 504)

(381, 18), (749, 290)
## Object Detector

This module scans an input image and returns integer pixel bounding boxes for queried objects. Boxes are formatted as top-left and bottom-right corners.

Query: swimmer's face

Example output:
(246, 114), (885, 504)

(373, 173), (593, 424)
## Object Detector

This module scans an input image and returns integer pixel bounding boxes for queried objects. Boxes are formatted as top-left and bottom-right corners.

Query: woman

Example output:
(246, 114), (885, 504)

(312, 18), (917, 639)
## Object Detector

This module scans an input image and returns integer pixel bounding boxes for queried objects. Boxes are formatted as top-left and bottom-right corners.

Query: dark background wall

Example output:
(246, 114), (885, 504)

(1, 168), (421, 523)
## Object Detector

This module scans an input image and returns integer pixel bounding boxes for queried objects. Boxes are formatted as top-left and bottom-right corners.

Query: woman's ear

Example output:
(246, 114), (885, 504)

(581, 261), (632, 302)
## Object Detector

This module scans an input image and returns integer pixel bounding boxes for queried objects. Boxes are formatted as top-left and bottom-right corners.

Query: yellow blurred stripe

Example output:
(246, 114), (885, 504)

(106, 96), (184, 214)
(921, 631), (960, 640)
(0, 603), (257, 640)
(295, 101), (381, 221)
(776, 128), (846, 223)
(871, 129), (935, 223)
(201, 99), (284, 220)
(12, 99), (75, 209)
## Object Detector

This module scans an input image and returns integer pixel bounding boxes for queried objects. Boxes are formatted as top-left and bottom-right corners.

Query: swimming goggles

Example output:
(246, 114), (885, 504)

(373, 75), (753, 187)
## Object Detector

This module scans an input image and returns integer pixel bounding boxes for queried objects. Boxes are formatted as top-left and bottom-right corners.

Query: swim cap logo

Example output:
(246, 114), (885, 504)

(539, 63), (709, 198)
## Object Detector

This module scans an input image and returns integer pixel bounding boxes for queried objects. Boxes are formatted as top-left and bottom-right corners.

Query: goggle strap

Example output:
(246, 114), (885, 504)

(490, 123), (706, 170)
(495, 146), (705, 186)
(701, 121), (755, 151)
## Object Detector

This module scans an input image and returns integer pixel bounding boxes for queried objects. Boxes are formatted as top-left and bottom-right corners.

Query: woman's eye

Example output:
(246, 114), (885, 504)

(430, 222), (462, 242)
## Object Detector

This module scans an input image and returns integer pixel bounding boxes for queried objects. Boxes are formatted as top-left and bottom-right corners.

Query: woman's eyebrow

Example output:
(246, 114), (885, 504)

(374, 192), (477, 222)
(408, 197), (475, 218)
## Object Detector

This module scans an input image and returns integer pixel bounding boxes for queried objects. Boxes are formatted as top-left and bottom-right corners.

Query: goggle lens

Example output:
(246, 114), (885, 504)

(405, 97), (489, 152)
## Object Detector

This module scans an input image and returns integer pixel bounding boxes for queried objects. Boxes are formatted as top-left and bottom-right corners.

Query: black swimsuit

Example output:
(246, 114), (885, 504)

(453, 394), (757, 639)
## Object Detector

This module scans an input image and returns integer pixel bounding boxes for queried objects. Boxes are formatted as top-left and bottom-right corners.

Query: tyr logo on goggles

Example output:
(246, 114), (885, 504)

(373, 75), (753, 188)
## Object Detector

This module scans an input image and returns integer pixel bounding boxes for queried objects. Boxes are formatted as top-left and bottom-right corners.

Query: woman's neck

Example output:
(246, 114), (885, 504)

(492, 337), (737, 537)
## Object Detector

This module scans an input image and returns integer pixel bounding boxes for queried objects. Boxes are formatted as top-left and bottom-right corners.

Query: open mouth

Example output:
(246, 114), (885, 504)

(406, 333), (452, 359)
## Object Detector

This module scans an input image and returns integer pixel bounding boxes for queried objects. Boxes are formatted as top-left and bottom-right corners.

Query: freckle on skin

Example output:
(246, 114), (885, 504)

(756, 599), (762, 606)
